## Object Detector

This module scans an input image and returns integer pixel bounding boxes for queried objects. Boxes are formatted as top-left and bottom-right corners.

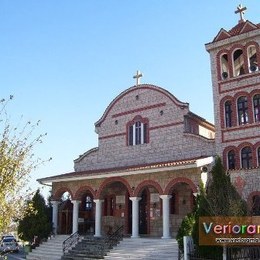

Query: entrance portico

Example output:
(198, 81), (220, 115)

(45, 157), (212, 238)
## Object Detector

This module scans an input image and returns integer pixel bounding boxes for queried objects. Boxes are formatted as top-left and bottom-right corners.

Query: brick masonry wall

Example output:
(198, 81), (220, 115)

(230, 168), (260, 205)
(206, 27), (260, 203)
(206, 31), (260, 158)
(74, 85), (215, 172)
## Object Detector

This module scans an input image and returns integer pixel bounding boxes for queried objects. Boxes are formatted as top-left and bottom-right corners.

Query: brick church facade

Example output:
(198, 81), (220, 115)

(38, 6), (260, 238)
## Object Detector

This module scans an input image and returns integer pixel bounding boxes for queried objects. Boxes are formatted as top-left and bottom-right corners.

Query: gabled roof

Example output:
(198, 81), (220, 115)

(213, 28), (232, 42)
(95, 84), (189, 127)
(213, 20), (260, 42)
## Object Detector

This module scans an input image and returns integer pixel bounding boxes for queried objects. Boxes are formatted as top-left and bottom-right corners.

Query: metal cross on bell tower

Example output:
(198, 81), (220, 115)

(235, 4), (247, 23)
(133, 70), (143, 86)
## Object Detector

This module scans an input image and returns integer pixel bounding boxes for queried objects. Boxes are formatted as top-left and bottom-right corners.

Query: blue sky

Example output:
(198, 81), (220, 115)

(1, 1), (259, 198)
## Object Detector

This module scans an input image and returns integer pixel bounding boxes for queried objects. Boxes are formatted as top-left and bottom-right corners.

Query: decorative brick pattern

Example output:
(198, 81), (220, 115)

(206, 22), (260, 206)
(74, 84), (215, 172)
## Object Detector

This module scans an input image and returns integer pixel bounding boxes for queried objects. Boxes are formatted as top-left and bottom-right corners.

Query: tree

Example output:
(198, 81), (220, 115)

(192, 156), (247, 258)
(18, 189), (52, 242)
(0, 96), (50, 233)
(201, 156), (247, 216)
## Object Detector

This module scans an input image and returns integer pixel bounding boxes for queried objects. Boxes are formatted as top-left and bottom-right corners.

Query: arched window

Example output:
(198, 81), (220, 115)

(248, 45), (258, 72)
(233, 49), (245, 76)
(237, 96), (248, 125)
(252, 195), (260, 216)
(227, 150), (236, 170)
(241, 146), (252, 169)
(221, 53), (229, 79)
(128, 120), (148, 146)
(225, 100), (232, 127)
(253, 94), (260, 122)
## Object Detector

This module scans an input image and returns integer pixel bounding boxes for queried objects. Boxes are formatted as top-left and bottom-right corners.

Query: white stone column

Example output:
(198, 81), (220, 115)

(94, 199), (103, 237)
(160, 195), (172, 239)
(71, 200), (80, 234)
(130, 197), (141, 238)
(51, 200), (59, 235)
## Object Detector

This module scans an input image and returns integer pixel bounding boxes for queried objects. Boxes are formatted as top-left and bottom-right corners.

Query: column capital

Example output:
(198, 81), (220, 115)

(93, 199), (104, 203)
(71, 200), (81, 204)
(160, 195), (172, 200)
(50, 200), (60, 206)
(129, 197), (141, 202)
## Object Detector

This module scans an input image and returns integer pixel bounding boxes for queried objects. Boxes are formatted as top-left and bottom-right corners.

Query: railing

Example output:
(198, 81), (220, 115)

(104, 225), (124, 249)
(0, 251), (8, 260)
(90, 225), (124, 257)
(227, 246), (260, 259)
(62, 231), (80, 253)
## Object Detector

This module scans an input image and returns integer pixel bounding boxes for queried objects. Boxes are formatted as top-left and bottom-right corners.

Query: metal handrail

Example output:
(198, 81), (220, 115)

(62, 231), (80, 253)
(104, 225), (124, 248)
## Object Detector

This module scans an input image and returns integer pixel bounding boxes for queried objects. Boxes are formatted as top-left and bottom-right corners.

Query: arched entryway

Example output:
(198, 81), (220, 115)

(74, 186), (96, 234)
(165, 178), (197, 237)
(98, 179), (132, 236)
(135, 180), (163, 237)
(58, 192), (73, 234)
(78, 192), (95, 234)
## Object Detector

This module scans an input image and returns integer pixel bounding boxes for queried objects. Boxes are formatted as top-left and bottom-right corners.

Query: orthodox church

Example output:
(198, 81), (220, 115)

(38, 5), (260, 238)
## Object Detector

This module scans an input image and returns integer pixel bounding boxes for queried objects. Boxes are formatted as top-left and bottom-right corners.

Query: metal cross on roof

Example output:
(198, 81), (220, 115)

(235, 4), (247, 23)
(133, 70), (143, 86)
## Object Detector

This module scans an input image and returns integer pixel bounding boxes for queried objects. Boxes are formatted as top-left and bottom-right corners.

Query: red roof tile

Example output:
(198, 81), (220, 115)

(213, 20), (260, 43)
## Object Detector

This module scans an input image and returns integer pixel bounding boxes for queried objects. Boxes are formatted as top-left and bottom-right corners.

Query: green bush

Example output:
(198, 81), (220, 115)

(176, 212), (195, 251)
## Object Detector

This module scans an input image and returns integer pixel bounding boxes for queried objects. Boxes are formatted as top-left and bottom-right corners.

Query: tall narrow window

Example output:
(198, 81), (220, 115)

(128, 118), (148, 146)
(225, 101), (232, 127)
(221, 53), (229, 79)
(253, 94), (260, 122)
(227, 150), (236, 170)
(85, 195), (92, 211)
(241, 146), (252, 169)
(233, 49), (245, 76)
(257, 147), (260, 167)
(248, 45), (258, 72)
(135, 121), (142, 145)
(237, 96), (248, 125)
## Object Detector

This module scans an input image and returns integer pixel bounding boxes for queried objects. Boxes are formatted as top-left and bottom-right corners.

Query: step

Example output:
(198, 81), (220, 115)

(104, 238), (178, 260)
(26, 235), (69, 260)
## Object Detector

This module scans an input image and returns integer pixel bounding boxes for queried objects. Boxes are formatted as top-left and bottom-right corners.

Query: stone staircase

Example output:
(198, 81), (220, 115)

(62, 236), (119, 260)
(26, 236), (179, 260)
(104, 238), (179, 260)
(26, 235), (69, 260)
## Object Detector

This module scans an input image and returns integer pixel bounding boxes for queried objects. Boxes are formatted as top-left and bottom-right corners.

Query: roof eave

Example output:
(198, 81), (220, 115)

(37, 156), (214, 186)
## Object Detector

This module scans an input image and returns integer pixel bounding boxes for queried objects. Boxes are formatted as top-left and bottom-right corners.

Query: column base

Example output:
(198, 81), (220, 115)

(131, 235), (140, 239)
(161, 236), (171, 239)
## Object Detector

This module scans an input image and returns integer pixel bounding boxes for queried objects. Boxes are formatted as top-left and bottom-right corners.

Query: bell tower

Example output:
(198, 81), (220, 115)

(205, 5), (260, 208)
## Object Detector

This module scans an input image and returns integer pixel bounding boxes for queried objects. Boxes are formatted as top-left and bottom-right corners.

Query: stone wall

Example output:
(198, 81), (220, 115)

(74, 84), (215, 172)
